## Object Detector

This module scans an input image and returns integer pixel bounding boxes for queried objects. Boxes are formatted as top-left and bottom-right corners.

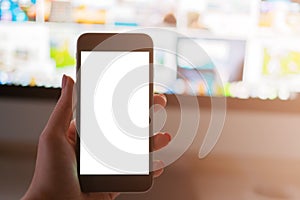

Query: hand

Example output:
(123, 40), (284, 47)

(22, 75), (171, 200)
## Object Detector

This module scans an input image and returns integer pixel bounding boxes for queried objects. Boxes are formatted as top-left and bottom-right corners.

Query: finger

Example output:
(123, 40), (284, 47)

(153, 160), (164, 178)
(153, 94), (167, 111)
(151, 132), (171, 151)
(66, 120), (76, 147)
(153, 169), (164, 178)
(44, 75), (74, 136)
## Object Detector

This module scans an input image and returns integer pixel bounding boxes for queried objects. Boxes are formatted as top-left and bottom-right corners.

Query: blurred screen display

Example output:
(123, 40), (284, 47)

(0, 0), (36, 22)
(176, 38), (245, 96)
(0, 23), (75, 88)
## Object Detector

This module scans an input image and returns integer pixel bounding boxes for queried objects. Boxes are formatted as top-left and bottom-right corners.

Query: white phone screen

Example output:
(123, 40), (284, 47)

(80, 51), (150, 175)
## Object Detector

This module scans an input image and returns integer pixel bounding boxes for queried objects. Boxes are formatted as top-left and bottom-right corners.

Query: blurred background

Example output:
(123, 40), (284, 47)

(2, 0), (300, 199)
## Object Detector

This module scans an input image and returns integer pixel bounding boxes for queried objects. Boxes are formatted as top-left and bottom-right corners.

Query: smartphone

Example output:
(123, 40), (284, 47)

(76, 33), (153, 192)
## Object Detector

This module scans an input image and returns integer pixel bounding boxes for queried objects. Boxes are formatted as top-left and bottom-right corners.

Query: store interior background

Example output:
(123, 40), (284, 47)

(2, 0), (300, 199)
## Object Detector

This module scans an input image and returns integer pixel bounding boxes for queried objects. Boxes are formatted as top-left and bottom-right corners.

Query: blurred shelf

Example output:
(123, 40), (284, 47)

(0, 85), (60, 100)
(165, 94), (300, 113)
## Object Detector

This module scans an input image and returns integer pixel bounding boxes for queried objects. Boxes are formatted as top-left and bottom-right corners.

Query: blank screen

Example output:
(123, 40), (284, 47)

(80, 51), (149, 175)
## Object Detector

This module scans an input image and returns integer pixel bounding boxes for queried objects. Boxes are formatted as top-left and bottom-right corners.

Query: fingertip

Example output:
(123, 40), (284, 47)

(164, 132), (172, 142)
(154, 94), (167, 108)
(153, 160), (165, 178)
(62, 74), (67, 89)
(153, 160), (164, 169)
(62, 75), (74, 91)
(157, 94), (167, 102)
(153, 168), (164, 178)
(152, 132), (171, 151)
(59, 75), (74, 105)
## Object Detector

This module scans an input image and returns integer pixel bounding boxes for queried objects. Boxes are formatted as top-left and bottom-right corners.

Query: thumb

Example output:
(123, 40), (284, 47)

(44, 75), (75, 136)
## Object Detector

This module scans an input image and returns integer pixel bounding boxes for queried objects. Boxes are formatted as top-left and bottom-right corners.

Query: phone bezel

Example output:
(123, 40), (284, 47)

(76, 33), (153, 192)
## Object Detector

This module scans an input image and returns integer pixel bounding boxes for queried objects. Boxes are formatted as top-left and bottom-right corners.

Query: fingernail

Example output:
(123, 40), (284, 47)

(159, 94), (167, 102)
(62, 75), (67, 89)
(164, 133), (171, 142)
